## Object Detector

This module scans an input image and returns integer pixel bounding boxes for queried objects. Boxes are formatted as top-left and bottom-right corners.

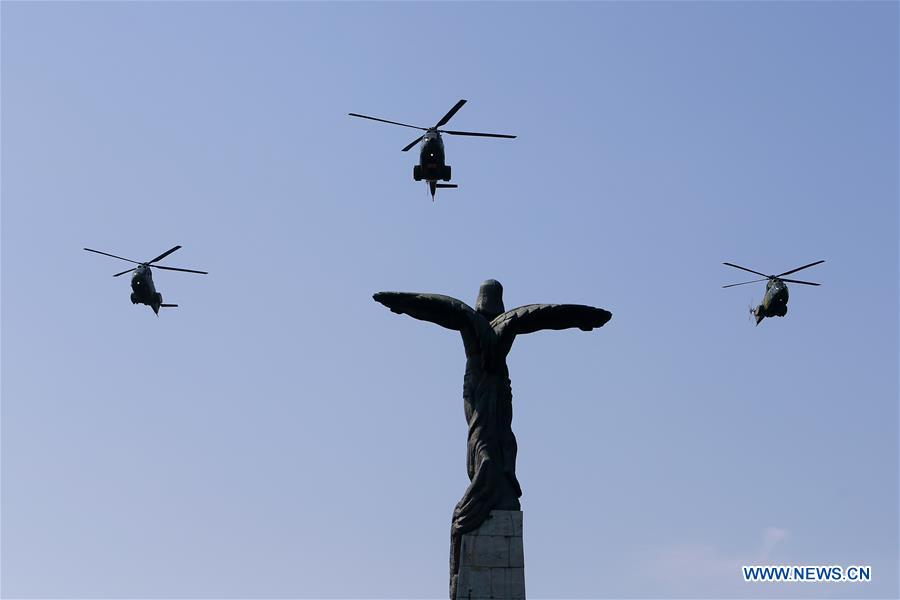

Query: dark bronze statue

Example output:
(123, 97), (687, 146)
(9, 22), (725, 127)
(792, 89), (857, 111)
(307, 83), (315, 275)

(373, 279), (612, 599)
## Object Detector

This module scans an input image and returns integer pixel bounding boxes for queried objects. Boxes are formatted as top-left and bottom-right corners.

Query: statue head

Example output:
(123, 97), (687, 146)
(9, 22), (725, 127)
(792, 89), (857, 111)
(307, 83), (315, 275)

(476, 279), (505, 320)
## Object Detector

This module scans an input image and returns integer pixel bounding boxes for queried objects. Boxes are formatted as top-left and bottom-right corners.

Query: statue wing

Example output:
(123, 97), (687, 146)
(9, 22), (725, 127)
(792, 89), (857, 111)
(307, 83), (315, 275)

(492, 304), (612, 343)
(373, 292), (484, 333)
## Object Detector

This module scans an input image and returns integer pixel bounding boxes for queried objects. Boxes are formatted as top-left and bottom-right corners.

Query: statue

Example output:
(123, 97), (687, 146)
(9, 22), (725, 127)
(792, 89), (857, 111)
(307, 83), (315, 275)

(373, 279), (612, 599)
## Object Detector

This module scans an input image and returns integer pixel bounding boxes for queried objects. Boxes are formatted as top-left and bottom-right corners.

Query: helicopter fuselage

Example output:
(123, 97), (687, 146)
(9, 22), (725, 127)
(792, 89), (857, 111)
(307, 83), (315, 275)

(753, 278), (789, 324)
(130, 265), (163, 314)
(414, 130), (451, 183)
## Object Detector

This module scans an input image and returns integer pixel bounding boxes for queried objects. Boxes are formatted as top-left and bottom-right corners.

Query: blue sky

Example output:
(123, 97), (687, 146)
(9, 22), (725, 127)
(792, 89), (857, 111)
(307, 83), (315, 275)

(2, 2), (897, 598)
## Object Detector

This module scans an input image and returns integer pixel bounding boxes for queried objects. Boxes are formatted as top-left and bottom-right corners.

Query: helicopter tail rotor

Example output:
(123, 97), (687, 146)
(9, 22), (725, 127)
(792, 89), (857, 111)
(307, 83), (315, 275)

(427, 182), (458, 201)
(749, 303), (766, 326)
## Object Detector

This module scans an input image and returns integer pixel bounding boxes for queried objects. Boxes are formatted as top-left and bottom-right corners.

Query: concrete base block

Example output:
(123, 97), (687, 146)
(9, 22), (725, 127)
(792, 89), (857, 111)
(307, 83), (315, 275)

(455, 510), (525, 600)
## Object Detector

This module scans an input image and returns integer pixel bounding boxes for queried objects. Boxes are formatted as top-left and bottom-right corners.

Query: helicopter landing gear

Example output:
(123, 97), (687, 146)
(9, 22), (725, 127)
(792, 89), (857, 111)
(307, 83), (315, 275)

(130, 292), (139, 304)
(413, 165), (422, 181)
(442, 165), (451, 181)
(155, 292), (163, 305)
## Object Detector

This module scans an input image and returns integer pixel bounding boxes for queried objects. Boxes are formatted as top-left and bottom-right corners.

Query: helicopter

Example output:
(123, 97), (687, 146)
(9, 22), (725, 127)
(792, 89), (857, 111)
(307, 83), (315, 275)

(722, 260), (824, 325)
(84, 245), (207, 315)
(349, 99), (516, 200)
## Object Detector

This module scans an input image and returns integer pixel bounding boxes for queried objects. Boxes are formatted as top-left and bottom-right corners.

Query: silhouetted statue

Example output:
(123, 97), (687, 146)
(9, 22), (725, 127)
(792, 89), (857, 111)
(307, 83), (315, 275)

(374, 279), (612, 599)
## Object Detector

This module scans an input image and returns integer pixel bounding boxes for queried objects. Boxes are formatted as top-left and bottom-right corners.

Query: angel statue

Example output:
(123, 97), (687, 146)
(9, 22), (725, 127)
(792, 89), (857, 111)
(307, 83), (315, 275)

(373, 279), (612, 599)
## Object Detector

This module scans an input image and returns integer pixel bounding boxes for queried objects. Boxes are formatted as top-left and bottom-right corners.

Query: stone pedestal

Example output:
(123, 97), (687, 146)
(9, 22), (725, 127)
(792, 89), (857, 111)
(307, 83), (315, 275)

(455, 510), (525, 600)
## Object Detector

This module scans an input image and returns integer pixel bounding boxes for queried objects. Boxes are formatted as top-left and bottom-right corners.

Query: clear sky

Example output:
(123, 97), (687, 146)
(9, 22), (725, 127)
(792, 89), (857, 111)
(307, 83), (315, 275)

(2, 2), (897, 599)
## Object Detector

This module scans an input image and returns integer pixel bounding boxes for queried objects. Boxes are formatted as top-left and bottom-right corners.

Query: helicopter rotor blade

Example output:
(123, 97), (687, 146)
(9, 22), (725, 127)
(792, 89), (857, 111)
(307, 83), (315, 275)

(401, 135), (425, 152)
(722, 262), (769, 278)
(434, 99), (467, 128)
(113, 267), (137, 277)
(148, 245), (182, 264)
(775, 260), (825, 278)
(780, 278), (820, 286)
(722, 278), (769, 289)
(441, 130), (517, 139)
(348, 113), (426, 131)
(152, 265), (208, 275)
(84, 248), (142, 265)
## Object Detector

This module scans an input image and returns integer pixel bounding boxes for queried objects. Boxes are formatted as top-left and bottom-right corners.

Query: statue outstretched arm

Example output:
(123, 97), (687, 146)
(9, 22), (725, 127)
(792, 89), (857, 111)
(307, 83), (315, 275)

(493, 304), (612, 337)
(373, 292), (481, 332)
